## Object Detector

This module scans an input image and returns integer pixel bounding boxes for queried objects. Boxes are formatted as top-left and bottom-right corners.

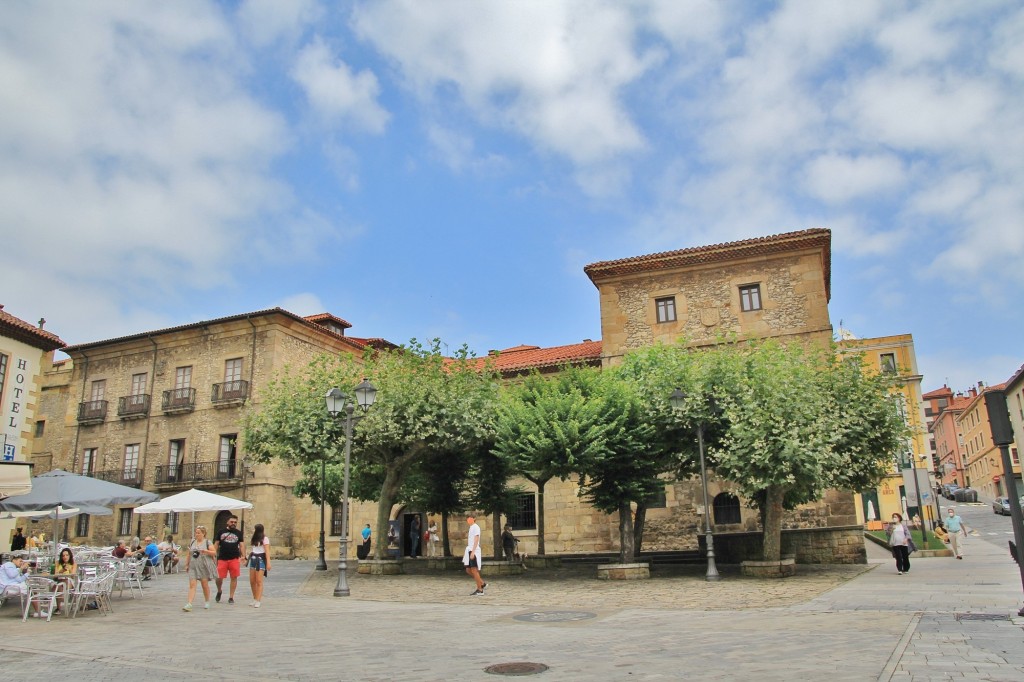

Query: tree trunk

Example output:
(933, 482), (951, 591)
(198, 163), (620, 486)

(618, 502), (635, 564)
(535, 479), (547, 555)
(633, 503), (647, 559)
(441, 515), (450, 557)
(761, 485), (786, 562)
(492, 513), (502, 557)
(373, 467), (404, 560)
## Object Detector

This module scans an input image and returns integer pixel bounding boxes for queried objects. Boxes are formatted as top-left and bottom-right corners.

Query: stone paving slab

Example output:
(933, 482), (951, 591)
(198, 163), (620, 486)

(1, 531), (1022, 681)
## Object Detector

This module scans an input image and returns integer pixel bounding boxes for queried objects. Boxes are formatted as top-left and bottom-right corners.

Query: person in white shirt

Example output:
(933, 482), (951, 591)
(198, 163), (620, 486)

(463, 516), (486, 596)
(247, 523), (271, 608)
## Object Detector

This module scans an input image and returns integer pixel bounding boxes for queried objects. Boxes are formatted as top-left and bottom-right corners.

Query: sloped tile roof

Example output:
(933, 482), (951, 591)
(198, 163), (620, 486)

(303, 312), (352, 330)
(923, 385), (954, 400)
(0, 305), (65, 351)
(470, 340), (603, 374)
(1004, 363), (1024, 391)
(62, 308), (366, 353)
(346, 336), (401, 351)
(583, 228), (832, 300)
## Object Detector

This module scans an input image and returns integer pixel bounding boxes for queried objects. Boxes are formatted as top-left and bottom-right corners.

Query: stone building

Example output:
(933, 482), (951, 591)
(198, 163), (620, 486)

(372, 229), (864, 564)
(31, 308), (386, 557)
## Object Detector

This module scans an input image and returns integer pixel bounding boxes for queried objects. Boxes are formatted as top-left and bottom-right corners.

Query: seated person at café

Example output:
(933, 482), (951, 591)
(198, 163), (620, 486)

(158, 535), (179, 572)
(52, 547), (76, 614)
(0, 556), (47, 617)
(112, 540), (130, 559)
(141, 536), (161, 579)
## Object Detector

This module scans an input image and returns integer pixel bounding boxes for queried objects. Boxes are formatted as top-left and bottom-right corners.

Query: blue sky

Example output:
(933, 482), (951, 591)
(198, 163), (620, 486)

(1, 1), (1022, 394)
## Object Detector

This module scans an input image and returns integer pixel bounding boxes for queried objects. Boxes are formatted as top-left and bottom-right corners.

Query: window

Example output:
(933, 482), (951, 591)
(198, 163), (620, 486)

(123, 443), (140, 475)
(168, 439), (185, 480)
(224, 358), (243, 383)
(0, 353), (7, 402)
(880, 353), (897, 373)
(218, 435), (237, 477)
(646, 486), (667, 509)
(507, 493), (537, 530)
(81, 448), (97, 475)
(1013, 448), (1020, 466)
(739, 284), (762, 312)
(118, 508), (133, 536)
(713, 493), (742, 524)
(330, 505), (347, 536)
(166, 512), (179, 534)
(34, 420), (45, 437)
(131, 372), (147, 395)
(75, 514), (90, 538)
(655, 296), (677, 323)
(90, 379), (106, 401)
(175, 366), (192, 389)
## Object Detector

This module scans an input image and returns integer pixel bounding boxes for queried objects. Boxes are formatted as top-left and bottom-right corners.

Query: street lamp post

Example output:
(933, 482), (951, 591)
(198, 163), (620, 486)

(670, 389), (720, 582)
(325, 379), (378, 597)
(315, 455), (328, 571)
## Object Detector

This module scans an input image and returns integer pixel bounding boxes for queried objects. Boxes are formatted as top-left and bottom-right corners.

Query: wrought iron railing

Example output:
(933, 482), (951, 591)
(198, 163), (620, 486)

(77, 400), (108, 424)
(117, 394), (151, 418)
(92, 467), (143, 488)
(154, 459), (241, 485)
(162, 387), (196, 412)
(212, 380), (249, 404)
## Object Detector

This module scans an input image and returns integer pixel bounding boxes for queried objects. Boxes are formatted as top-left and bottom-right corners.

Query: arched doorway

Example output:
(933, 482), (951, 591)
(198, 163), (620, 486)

(213, 510), (234, 540)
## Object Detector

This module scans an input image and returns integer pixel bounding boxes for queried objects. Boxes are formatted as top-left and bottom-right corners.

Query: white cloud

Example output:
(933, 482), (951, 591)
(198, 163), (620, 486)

(352, 0), (657, 180)
(290, 36), (390, 133)
(803, 153), (906, 204)
(277, 293), (326, 316)
(0, 2), (343, 341)
(236, 0), (321, 48)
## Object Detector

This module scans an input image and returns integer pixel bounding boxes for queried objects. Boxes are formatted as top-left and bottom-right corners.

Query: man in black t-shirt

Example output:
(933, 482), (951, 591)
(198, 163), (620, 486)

(213, 515), (244, 604)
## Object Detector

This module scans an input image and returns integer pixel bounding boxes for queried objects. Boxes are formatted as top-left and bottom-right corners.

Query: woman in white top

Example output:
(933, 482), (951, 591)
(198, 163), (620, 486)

(247, 523), (271, 608)
(887, 513), (911, 575)
(427, 519), (439, 557)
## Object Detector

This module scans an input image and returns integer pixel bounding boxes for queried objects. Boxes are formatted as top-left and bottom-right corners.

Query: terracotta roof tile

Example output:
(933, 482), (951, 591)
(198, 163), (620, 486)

(1004, 363), (1024, 390)
(303, 313), (353, 329)
(583, 228), (832, 300)
(470, 340), (603, 374)
(62, 308), (365, 353)
(922, 386), (954, 400)
(0, 305), (65, 351)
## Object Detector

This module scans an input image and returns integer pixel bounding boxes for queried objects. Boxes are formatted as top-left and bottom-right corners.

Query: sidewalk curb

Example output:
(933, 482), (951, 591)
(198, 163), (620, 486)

(877, 611), (921, 682)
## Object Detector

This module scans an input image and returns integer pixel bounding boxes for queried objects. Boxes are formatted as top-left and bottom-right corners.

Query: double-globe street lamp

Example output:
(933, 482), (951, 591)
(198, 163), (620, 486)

(669, 389), (720, 581)
(325, 379), (378, 597)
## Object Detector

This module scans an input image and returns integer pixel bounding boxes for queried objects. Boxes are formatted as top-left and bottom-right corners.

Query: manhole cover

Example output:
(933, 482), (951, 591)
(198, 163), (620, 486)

(484, 662), (550, 676)
(513, 610), (597, 623)
(956, 613), (1011, 621)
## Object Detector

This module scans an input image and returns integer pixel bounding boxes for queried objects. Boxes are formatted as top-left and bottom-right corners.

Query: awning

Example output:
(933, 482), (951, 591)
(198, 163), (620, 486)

(0, 462), (33, 500)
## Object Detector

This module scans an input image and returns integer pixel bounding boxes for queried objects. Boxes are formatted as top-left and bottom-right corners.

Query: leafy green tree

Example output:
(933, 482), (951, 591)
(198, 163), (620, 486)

(709, 339), (903, 562)
(574, 371), (668, 563)
(244, 340), (499, 561)
(351, 339), (499, 558)
(492, 366), (611, 556)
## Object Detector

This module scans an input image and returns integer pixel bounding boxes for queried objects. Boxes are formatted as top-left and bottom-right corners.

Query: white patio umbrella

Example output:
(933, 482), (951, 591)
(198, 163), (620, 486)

(133, 488), (252, 541)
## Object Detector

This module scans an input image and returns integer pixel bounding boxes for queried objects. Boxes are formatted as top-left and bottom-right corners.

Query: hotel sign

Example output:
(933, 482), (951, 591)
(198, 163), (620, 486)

(1, 353), (33, 461)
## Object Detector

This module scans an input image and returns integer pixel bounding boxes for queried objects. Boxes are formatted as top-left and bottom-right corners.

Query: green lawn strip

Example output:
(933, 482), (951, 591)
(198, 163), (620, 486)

(866, 530), (948, 551)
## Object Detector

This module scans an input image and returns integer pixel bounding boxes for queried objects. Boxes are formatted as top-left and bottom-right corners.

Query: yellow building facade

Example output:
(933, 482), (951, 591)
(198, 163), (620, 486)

(837, 333), (931, 528)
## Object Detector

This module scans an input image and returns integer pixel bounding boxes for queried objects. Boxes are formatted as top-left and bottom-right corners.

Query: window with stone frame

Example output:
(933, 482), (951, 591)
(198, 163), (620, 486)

(118, 508), (133, 536)
(713, 492), (742, 524)
(655, 296), (677, 323)
(76, 514), (90, 538)
(330, 505), (347, 536)
(880, 353), (897, 374)
(739, 284), (762, 312)
(507, 493), (537, 530)
(646, 486), (667, 509)
(81, 447), (97, 475)
(90, 379), (106, 401)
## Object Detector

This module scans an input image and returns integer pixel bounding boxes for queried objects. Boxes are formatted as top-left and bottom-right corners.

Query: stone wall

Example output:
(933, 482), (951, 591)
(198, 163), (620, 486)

(704, 526), (867, 564)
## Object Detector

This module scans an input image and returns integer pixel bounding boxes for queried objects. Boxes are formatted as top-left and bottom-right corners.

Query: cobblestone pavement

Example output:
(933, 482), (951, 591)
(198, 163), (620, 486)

(1, 533), (1022, 681)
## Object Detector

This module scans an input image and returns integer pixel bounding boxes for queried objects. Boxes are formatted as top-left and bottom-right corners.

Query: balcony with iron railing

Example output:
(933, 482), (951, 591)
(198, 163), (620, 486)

(117, 394), (151, 419)
(154, 459), (242, 487)
(162, 387), (197, 414)
(91, 467), (143, 488)
(212, 380), (249, 407)
(77, 400), (108, 425)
